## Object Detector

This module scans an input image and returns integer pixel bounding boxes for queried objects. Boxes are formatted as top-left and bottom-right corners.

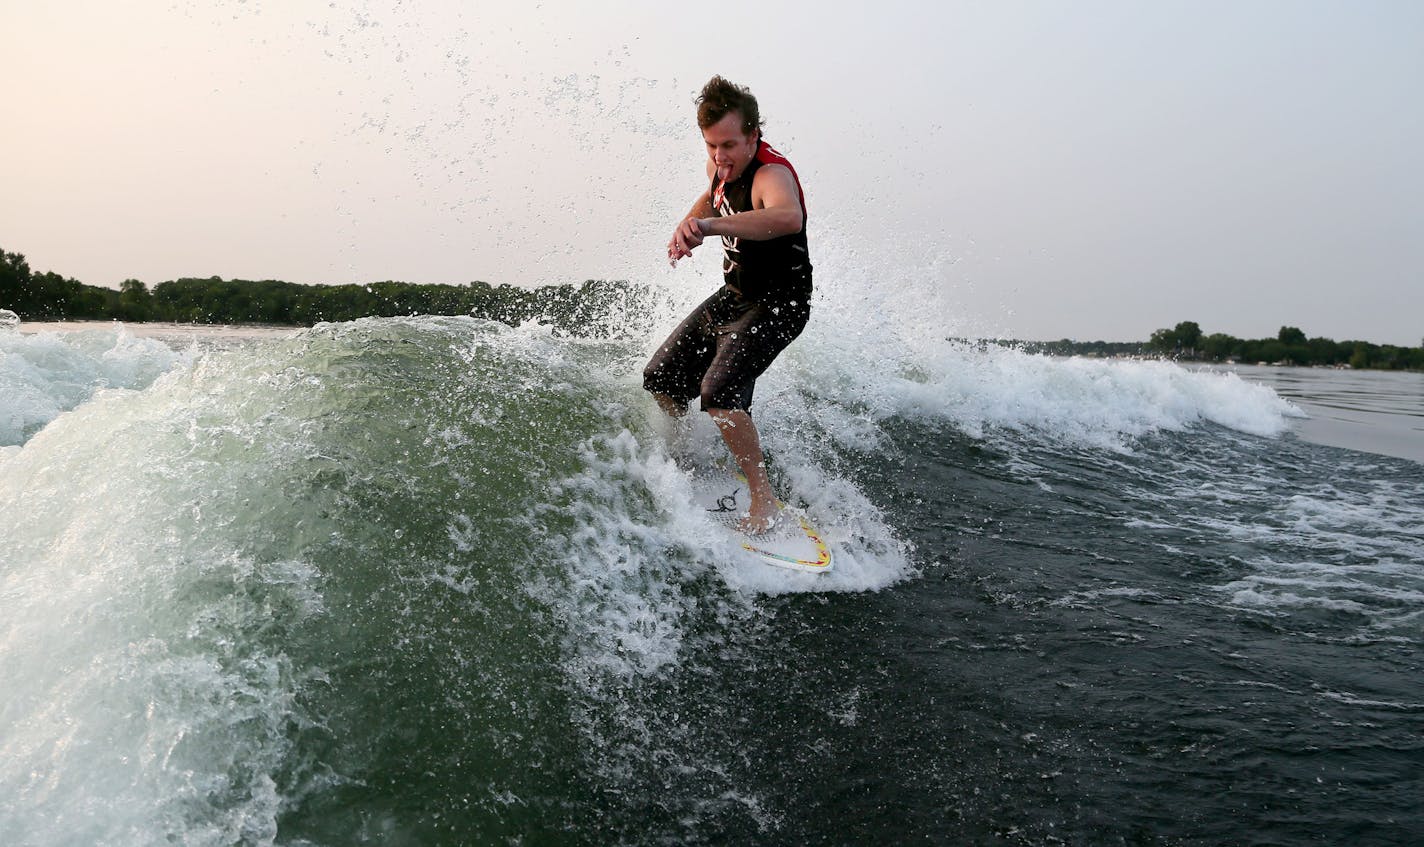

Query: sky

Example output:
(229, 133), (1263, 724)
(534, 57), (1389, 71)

(3, 0), (1422, 344)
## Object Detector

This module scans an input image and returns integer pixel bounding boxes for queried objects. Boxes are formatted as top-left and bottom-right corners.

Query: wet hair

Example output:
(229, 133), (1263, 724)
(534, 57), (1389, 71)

(696, 75), (762, 136)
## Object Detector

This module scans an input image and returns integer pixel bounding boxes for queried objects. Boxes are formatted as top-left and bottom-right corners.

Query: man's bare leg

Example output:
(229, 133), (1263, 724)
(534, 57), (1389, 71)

(652, 392), (688, 418)
(707, 408), (779, 534)
(649, 392), (694, 465)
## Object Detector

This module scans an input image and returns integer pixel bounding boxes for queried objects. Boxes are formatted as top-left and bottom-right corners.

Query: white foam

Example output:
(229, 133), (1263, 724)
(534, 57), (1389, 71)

(543, 420), (913, 692)
(1106, 439), (1424, 631)
(0, 325), (187, 446)
(800, 336), (1298, 451)
(1317, 690), (1424, 711)
(1, 399), (320, 844)
(632, 231), (1300, 458)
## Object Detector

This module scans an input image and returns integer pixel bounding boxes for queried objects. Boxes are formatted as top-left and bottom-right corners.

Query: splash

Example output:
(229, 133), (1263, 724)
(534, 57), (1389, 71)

(0, 271), (1305, 842)
(0, 316), (912, 843)
(0, 326), (188, 447)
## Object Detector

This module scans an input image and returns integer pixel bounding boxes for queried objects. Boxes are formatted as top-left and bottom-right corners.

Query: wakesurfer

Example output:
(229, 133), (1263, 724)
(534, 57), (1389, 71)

(643, 75), (812, 535)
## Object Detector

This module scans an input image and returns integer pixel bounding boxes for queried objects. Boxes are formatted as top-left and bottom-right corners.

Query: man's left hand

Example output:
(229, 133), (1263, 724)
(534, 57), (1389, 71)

(668, 217), (707, 265)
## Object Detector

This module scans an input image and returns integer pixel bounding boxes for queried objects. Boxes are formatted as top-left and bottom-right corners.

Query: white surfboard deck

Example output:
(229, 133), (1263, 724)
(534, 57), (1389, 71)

(688, 470), (833, 573)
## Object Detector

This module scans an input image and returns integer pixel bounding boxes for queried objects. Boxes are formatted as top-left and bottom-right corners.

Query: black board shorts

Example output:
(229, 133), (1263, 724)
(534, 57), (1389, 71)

(643, 286), (810, 413)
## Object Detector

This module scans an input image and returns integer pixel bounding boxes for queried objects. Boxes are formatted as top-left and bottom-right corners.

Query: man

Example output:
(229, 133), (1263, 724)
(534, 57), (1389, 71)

(643, 75), (812, 534)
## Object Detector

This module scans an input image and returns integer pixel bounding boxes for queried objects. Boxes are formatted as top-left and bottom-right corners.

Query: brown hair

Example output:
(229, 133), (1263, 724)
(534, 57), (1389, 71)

(696, 75), (762, 135)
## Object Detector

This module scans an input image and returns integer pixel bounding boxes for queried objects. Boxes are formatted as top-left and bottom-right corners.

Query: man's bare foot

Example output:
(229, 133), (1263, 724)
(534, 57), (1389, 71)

(706, 407), (782, 535)
(738, 498), (781, 535)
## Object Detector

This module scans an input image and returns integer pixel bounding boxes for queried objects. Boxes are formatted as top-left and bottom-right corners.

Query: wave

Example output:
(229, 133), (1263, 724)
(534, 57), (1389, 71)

(784, 261), (1300, 451)
(0, 288), (1308, 842)
(1, 315), (906, 842)
(0, 325), (188, 447)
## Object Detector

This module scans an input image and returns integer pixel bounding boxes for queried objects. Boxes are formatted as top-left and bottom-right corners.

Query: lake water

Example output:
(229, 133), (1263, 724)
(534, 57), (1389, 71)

(1197, 363), (1424, 464)
(19, 322), (1423, 465)
(3, 319), (1420, 844)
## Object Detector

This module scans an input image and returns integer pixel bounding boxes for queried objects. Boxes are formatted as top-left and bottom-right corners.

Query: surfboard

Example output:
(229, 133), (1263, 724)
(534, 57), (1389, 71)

(688, 470), (833, 573)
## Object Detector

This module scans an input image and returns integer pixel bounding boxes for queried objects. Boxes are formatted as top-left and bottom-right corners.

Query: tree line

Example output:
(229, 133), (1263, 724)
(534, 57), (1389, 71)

(1147, 320), (1424, 371)
(974, 322), (1421, 373)
(0, 247), (658, 339)
(4, 247), (1420, 370)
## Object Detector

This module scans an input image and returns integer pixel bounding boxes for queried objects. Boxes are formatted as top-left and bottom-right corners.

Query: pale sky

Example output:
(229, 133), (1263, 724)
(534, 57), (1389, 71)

(3, 0), (1421, 344)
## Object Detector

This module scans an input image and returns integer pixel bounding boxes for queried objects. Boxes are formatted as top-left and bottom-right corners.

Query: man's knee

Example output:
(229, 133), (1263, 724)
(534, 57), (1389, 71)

(652, 391), (687, 417)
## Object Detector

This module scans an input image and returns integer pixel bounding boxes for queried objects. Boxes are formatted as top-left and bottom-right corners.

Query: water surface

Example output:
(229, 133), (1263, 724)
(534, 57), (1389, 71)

(2, 317), (1419, 845)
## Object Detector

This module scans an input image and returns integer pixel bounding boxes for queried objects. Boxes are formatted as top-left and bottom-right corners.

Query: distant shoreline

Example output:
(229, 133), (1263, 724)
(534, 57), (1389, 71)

(981, 331), (1423, 374)
(13, 318), (299, 342)
(11, 317), (1420, 375)
(4, 242), (1420, 371)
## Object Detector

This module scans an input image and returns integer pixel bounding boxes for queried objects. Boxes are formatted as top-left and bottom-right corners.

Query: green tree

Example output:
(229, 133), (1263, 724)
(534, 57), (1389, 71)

(1306, 336), (1339, 367)
(1278, 326), (1307, 345)
(1173, 321), (1203, 353)
(1150, 321), (1203, 356)
(119, 279), (153, 321)
(1, 249), (40, 315)
(1201, 332), (1238, 361)
(1149, 327), (1177, 353)
(1349, 343), (1370, 369)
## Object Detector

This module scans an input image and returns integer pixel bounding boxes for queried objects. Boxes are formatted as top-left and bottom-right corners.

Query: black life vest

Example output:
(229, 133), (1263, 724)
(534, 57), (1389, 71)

(711, 138), (812, 303)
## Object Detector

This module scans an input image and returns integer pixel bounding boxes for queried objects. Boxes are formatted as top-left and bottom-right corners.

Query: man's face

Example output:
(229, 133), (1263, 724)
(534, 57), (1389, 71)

(702, 111), (759, 184)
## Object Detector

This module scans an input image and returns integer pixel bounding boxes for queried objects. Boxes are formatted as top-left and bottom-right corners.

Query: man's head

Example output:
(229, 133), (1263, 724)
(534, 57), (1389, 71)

(696, 75), (761, 135)
(697, 76), (762, 184)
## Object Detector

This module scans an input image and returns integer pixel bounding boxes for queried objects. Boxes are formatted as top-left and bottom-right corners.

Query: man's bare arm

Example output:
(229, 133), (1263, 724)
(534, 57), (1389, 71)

(697, 164), (802, 241)
(668, 157), (718, 263)
(668, 188), (714, 263)
(683, 187), (715, 222)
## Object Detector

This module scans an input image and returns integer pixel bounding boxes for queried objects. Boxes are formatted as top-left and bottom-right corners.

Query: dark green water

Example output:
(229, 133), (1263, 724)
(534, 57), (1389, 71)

(2, 318), (1419, 845)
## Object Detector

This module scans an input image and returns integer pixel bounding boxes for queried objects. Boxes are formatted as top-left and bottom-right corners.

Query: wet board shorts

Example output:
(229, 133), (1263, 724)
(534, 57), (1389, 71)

(642, 285), (810, 413)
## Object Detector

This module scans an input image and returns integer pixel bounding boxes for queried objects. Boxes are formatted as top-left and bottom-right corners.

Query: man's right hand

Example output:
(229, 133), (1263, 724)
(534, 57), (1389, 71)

(667, 217), (706, 265)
